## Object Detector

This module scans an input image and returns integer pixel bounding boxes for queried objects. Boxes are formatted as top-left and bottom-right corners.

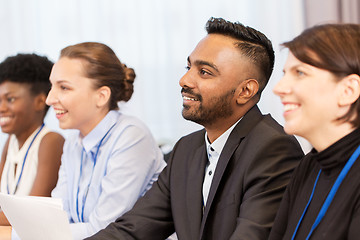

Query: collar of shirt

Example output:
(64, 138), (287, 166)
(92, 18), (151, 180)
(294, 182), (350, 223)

(202, 118), (242, 206)
(204, 117), (242, 158)
(77, 110), (120, 155)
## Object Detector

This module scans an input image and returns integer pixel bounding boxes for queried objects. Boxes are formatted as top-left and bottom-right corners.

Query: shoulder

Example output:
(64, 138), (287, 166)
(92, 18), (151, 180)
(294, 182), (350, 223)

(254, 114), (287, 136)
(231, 106), (296, 146)
(245, 113), (299, 147)
(38, 131), (65, 159)
(283, 152), (317, 195)
(174, 128), (206, 147)
(114, 113), (152, 134)
(39, 131), (65, 148)
(288, 151), (315, 176)
(109, 113), (159, 147)
(235, 113), (304, 169)
(168, 128), (206, 163)
(1, 136), (10, 160)
(180, 127), (206, 140)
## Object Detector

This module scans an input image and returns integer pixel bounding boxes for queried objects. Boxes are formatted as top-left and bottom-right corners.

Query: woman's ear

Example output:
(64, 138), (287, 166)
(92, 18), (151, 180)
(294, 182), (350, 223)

(338, 74), (360, 107)
(235, 79), (259, 105)
(96, 86), (111, 108)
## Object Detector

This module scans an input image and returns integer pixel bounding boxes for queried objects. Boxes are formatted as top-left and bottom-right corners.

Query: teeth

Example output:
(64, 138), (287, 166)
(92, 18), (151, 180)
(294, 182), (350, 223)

(183, 96), (198, 101)
(284, 104), (299, 112)
(55, 109), (67, 115)
(0, 117), (12, 125)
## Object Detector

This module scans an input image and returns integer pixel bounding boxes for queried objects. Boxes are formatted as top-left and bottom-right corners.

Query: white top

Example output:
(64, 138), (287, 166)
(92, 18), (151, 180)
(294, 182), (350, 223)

(1, 125), (50, 196)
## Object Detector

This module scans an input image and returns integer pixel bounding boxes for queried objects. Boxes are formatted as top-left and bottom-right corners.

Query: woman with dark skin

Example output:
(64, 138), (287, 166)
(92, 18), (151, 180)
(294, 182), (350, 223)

(0, 53), (64, 226)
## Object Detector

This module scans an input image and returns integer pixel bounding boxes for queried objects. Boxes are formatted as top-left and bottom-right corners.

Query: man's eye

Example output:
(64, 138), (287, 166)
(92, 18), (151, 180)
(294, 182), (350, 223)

(200, 69), (210, 76)
(185, 66), (190, 71)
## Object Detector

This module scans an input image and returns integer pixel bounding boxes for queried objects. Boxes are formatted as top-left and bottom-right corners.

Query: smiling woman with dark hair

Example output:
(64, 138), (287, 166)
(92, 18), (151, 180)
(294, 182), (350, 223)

(269, 23), (360, 240)
(0, 53), (64, 225)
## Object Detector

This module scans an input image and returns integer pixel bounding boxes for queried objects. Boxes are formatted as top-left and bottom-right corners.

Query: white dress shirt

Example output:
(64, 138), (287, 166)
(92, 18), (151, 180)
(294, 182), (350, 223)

(203, 119), (241, 206)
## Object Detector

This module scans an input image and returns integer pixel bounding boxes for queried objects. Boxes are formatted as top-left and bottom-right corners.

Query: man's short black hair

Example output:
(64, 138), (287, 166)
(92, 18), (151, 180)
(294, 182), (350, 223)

(206, 17), (275, 97)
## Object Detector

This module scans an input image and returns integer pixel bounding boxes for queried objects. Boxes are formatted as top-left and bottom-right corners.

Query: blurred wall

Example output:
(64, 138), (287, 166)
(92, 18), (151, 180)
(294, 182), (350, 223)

(0, 0), (306, 153)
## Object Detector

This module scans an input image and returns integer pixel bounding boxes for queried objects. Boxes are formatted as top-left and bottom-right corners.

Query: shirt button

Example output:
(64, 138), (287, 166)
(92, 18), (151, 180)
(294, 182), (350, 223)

(210, 147), (214, 151)
(209, 170), (212, 176)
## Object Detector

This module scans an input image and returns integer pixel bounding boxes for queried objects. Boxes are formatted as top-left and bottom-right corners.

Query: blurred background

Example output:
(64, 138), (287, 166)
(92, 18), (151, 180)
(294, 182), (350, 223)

(0, 0), (359, 154)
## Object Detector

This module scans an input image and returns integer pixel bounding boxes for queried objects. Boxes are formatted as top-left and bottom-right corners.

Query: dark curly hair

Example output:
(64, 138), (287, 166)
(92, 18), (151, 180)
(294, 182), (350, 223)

(206, 17), (275, 98)
(0, 53), (53, 112)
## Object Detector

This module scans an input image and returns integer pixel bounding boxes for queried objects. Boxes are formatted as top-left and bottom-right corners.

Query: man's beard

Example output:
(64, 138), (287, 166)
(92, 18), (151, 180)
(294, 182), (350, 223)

(181, 87), (235, 126)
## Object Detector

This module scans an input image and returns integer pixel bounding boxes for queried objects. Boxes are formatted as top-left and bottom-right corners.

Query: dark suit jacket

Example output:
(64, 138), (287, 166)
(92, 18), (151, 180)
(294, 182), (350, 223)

(86, 105), (304, 240)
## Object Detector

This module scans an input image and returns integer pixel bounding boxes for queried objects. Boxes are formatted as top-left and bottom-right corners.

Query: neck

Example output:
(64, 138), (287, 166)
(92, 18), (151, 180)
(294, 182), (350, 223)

(205, 104), (252, 143)
(310, 123), (356, 152)
(80, 110), (109, 138)
(205, 116), (241, 143)
(15, 122), (43, 149)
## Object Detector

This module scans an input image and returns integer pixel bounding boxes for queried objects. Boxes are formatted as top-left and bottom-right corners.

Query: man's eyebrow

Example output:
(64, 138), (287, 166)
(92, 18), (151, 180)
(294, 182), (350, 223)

(3, 92), (16, 97)
(187, 57), (220, 74)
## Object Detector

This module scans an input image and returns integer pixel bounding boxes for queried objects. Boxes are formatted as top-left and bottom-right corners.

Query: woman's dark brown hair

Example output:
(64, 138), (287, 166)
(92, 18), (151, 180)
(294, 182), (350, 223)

(282, 23), (360, 127)
(60, 42), (132, 110)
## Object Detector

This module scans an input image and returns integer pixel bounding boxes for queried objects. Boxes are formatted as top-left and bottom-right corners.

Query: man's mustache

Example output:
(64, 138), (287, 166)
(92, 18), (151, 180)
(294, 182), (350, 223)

(181, 88), (202, 101)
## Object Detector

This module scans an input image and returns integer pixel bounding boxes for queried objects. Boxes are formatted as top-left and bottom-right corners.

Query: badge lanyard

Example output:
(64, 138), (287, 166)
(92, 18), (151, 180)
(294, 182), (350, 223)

(7, 123), (45, 194)
(75, 122), (116, 222)
(291, 144), (360, 240)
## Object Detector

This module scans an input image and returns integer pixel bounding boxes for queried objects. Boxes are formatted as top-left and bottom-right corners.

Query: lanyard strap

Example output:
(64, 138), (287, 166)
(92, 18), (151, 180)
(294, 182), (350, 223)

(7, 123), (45, 194)
(291, 170), (321, 240)
(76, 122), (116, 222)
(292, 144), (360, 240)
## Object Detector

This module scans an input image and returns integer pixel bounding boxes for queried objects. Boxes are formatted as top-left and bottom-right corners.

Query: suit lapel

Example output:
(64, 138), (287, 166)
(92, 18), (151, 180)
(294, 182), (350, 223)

(200, 128), (242, 236)
(186, 138), (208, 239)
(199, 105), (264, 238)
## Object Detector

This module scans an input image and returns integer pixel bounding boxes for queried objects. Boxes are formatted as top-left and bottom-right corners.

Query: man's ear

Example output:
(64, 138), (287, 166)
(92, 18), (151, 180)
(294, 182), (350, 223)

(34, 94), (47, 112)
(338, 74), (360, 107)
(235, 79), (259, 105)
(96, 86), (111, 108)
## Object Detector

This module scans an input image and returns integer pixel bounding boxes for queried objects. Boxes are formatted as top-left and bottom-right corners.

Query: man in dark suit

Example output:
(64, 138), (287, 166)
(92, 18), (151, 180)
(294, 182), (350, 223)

(86, 17), (304, 240)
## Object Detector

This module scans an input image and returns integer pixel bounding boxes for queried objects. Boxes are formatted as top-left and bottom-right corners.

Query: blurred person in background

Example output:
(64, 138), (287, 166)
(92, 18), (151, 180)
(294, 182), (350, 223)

(0, 53), (64, 225)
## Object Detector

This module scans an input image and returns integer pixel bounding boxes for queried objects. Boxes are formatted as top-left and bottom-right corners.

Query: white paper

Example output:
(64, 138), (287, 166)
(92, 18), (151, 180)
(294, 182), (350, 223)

(0, 193), (73, 240)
